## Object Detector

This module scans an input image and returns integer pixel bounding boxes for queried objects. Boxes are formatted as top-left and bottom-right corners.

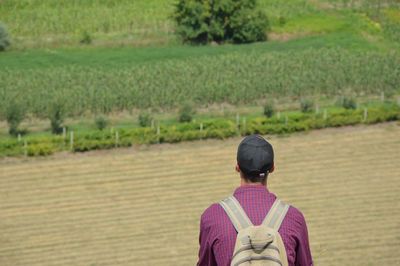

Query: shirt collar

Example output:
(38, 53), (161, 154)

(233, 184), (269, 196)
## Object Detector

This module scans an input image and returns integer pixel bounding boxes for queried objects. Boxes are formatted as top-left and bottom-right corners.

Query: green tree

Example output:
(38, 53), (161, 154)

(0, 22), (11, 51)
(179, 103), (196, 123)
(5, 102), (25, 136)
(48, 101), (66, 134)
(173, 0), (269, 44)
(95, 115), (109, 130)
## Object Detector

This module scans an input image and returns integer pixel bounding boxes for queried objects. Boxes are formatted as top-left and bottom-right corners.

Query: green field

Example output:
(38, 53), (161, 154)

(0, 123), (399, 265)
(1, 38), (399, 118)
(0, 0), (347, 48)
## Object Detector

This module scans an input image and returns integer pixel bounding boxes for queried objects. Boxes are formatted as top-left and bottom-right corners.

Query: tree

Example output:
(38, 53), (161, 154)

(48, 101), (66, 134)
(179, 103), (196, 123)
(173, 0), (269, 44)
(0, 22), (11, 51)
(5, 102), (25, 136)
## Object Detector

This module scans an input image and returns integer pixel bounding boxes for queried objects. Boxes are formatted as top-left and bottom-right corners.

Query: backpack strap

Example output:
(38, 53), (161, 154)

(219, 196), (253, 232)
(262, 199), (290, 231)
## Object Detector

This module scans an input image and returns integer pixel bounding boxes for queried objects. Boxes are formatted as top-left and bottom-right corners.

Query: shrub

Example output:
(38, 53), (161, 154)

(342, 97), (357, 110)
(138, 112), (153, 127)
(179, 103), (195, 123)
(48, 101), (66, 134)
(173, 0), (269, 44)
(80, 30), (92, 44)
(263, 102), (275, 118)
(5, 102), (25, 136)
(300, 99), (314, 113)
(95, 115), (108, 130)
(27, 144), (54, 156)
(0, 22), (11, 51)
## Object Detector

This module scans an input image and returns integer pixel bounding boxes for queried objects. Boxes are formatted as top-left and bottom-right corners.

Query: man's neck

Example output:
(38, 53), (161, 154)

(240, 179), (266, 187)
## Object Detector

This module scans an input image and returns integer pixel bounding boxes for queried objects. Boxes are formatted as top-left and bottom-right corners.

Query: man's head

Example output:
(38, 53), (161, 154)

(236, 134), (274, 184)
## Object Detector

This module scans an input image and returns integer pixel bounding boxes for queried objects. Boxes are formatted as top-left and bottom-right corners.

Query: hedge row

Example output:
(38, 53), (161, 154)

(0, 103), (399, 157)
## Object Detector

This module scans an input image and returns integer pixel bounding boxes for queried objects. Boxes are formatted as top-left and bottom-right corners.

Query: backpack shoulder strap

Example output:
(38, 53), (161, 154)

(262, 199), (290, 231)
(219, 196), (253, 232)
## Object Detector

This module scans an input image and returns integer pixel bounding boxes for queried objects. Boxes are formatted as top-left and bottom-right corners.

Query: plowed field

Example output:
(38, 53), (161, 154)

(1, 123), (399, 266)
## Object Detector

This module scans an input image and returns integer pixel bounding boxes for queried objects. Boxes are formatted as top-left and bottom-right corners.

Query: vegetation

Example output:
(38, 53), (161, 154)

(4, 102), (25, 136)
(95, 115), (108, 131)
(80, 30), (92, 45)
(138, 112), (153, 127)
(179, 103), (195, 123)
(341, 97), (358, 109)
(300, 99), (315, 113)
(1, 45), (399, 119)
(48, 101), (66, 134)
(263, 101), (275, 118)
(173, 0), (269, 44)
(0, 102), (398, 157)
(0, 22), (10, 51)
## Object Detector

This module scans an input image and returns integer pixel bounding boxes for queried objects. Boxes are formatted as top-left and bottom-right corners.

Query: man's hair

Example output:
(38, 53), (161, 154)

(241, 169), (270, 183)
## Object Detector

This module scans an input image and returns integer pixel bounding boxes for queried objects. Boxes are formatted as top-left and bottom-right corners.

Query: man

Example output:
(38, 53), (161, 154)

(197, 134), (313, 266)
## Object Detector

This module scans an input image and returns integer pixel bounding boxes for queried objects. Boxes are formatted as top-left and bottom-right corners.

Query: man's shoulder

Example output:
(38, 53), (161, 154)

(200, 202), (225, 225)
(282, 203), (308, 236)
(286, 204), (306, 223)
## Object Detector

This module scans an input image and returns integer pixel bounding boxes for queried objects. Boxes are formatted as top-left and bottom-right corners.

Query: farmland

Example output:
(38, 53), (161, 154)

(0, 123), (399, 265)
(0, 0), (355, 48)
(0, 1), (399, 265)
(1, 0), (400, 141)
(1, 43), (400, 117)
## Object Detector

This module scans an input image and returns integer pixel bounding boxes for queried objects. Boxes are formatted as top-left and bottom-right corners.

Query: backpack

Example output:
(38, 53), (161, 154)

(219, 196), (289, 266)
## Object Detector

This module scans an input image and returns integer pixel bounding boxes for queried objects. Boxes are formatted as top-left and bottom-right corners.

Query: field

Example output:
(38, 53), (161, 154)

(0, 123), (399, 265)
(1, 0), (400, 138)
(1, 42), (399, 118)
(0, 0), (348, 48)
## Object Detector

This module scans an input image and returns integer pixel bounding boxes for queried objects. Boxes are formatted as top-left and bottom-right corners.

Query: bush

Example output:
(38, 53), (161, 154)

(179, 103), (195, 123)
(48, 102), (66, 134)
(95, 115), (108, 130)
(138, 112), (153, 127)
(5, 103), (25, 136)
(0, 22), (10, 51)
(80, 30), (92, 44)
(27, 143), (54, 156)
(342, 97), (357, 110)
(300, 99), (314, 113)
(173, 0), (269, 44)
(263, 102), (275, 118)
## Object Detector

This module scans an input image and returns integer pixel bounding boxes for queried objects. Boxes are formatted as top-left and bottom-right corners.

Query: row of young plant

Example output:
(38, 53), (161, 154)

(0, 102), (398, 157)
(2, 48), (400, 117)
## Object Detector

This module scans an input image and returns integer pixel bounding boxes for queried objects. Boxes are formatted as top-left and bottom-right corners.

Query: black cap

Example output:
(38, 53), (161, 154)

(237, 134), (274, 178)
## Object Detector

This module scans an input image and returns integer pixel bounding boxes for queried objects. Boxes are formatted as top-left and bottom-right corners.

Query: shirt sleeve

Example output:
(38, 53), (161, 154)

(197, 212), (218, 266)
(295, 212), (313, 266)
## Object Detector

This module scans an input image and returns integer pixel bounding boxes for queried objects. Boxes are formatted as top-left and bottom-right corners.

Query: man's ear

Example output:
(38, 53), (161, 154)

(269, 163), (275, 174)
(235, 164), (241, 173)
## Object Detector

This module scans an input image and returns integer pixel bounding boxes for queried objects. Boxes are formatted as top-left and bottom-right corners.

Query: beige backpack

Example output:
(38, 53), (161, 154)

(220, 196), (289, 266)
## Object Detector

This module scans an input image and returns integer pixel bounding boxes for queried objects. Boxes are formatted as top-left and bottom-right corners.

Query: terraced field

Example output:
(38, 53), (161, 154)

(0, 123), (399, 266)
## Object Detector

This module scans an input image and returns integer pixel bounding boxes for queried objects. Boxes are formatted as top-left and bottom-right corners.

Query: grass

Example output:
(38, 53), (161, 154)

(1, 0), (397, 49)
(0, 31), (382, 70)
(1, 36), (399, 119)
(0, 123), (399, 265)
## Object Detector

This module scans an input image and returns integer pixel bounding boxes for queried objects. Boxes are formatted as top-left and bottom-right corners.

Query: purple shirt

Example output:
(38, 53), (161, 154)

(197, 185), (313, 266)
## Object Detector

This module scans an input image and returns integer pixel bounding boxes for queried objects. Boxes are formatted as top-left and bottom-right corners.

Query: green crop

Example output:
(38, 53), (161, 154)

(1, 47), (399, 119)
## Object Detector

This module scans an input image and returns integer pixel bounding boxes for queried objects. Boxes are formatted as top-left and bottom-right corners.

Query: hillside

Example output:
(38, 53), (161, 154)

(0, 123), (399, 265)
(0, 0), (399, 48)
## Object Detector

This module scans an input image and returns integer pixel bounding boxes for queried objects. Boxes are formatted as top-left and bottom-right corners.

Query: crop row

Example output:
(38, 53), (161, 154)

(0, 103), (398, 157)
(1, 48), (399, 119)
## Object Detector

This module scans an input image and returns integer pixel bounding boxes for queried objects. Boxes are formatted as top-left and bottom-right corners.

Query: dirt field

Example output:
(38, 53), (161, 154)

(0, 123), (399, 266)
